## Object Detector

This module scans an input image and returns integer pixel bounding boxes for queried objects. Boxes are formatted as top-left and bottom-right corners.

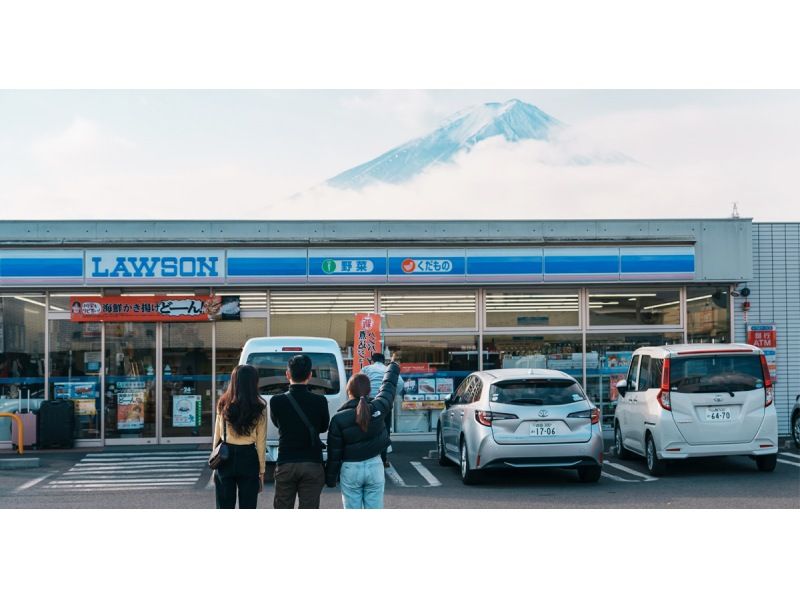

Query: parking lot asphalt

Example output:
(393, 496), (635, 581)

(1, 441), (798, 509)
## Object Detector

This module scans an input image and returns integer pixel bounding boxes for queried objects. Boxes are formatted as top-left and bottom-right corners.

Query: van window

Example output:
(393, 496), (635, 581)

(649, 358), (664, 390)
(489, 379), (587, 406)
(639, 356), (651, 391)
(626, 355), (641, 391)
(669, 354), (764, 394)
(245, 352), (341, 396)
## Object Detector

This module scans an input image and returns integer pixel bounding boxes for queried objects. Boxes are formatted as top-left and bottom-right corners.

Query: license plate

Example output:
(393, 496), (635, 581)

(705, 407), (732, 422)
(530, 422), (559, 436)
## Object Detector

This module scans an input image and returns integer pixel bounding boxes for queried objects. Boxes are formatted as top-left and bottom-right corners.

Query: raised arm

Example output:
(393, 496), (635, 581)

(371, 361), (400, 414)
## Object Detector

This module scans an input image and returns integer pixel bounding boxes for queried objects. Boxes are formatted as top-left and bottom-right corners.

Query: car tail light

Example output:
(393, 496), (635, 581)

(475, 410), (517, 427)
(760, 353), (774, 407)
(657, 357), (672, 411)
(567, 408), (600, 424)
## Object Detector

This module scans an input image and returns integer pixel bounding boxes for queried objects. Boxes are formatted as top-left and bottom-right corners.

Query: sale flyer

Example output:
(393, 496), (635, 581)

(117, 391), (145, 430)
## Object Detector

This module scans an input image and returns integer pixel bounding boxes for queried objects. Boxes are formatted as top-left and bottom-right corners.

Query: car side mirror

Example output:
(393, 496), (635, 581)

(444, 394), (456, 408)
(616, 379), (627, 397)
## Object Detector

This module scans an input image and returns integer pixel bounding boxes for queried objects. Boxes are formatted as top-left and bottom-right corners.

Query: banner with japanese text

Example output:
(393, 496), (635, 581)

(69, 296), (240, 322)
(353, 313), (382, 374)
(747, 323), (778, 381)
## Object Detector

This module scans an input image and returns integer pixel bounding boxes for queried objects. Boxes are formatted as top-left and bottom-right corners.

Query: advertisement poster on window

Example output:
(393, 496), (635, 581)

(54, 381), (99, 415)
(603, 351), (633, 374)
(70, 295), (240, 322)
(172, 395), (202, 427)
(609, 374), (626, 402)
(747, 323), (777, 381)
(353, 313), (382, 374)
(117, 391), (145, 430)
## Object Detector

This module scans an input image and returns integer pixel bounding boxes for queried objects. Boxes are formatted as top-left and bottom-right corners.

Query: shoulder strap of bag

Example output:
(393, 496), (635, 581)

(286, 389), (319, 447)
(223, 419), (227, 443)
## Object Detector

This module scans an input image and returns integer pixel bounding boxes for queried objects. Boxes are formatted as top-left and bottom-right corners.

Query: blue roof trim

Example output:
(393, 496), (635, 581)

(621, 254), (695, 273)
(227, 257), (307, 277)
(0, 257), (83, 278)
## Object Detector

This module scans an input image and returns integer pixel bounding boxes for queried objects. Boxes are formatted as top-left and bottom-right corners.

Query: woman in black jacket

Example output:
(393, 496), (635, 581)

(325, 360), (400, 509)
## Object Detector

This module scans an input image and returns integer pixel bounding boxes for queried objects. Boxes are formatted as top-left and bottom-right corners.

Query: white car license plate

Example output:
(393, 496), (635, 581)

(705, 407), (732, 422)
(530, 422), (559, 436)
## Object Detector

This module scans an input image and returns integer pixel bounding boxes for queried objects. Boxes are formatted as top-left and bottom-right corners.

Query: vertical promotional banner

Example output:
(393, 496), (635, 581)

(353, 313), (382, 374)
(747, 323), (778, 381)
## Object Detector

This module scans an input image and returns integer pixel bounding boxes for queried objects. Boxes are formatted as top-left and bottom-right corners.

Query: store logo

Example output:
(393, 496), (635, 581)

(89, 255), (220, 278)
(401, 258), (453, 274)
(320, 258), (374, 274)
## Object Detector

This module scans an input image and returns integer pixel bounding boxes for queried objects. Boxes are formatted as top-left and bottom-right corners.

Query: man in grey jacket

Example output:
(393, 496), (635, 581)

(360, 352), (404, 467)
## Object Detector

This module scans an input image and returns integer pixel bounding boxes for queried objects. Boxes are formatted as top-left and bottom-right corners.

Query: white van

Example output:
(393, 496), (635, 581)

(613, 343), (778, 476)
(237, 337), (347, 478)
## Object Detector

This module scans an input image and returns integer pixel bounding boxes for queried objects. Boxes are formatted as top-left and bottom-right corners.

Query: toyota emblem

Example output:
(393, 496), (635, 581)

(713, 396), (724, 402)
(538, 409), (549, 418)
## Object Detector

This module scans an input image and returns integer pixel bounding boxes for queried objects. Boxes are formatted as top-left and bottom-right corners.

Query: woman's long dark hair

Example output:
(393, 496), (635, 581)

(347, 373), (372, 432)
(217, 365), (265, 436)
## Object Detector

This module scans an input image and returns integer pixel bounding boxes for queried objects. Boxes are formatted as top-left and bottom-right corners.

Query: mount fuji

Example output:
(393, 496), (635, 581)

(327, 99), (566, 190)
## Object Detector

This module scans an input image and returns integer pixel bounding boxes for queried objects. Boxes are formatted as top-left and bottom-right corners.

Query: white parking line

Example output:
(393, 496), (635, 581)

(779, 452), (800, 460)
(601, 471), (639, 483)
(385, 463), (411, 487)
(410, 461), (442, 487)
(13, 473), (54, 493)
(605, 460), (658, 482)
(777, 458), (800, 468)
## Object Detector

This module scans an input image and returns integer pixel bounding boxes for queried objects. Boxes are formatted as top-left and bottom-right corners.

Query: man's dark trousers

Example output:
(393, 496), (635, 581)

(273, 462), (326, 509)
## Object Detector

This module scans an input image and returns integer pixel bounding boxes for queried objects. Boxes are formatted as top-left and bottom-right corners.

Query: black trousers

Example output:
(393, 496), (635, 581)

(214, 443), (260, 509)
(273, 462), (325, 509)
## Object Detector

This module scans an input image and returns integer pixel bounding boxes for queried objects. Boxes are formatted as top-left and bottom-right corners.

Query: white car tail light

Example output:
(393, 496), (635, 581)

(657, 357), (672, 411)
(475, 410), (517, 427)
(760, 353), (774, 407)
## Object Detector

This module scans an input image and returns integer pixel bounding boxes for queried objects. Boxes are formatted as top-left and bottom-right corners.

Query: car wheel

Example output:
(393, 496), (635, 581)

(793, 414), (800, 449)
(615, 424), (633, 460)
(756, 453), (777, 472)
(577, 465), (602, 483)
(459, 439), (480, 485)
(437, 427), (451, 466)
(645, 434), (666, 476)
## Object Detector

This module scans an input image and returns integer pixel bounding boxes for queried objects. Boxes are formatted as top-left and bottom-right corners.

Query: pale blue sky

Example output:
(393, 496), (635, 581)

(1, 90), (798, 220)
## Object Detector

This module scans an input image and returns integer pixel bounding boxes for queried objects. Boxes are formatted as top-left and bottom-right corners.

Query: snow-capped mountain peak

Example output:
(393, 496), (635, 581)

(327, 99), (562, 189)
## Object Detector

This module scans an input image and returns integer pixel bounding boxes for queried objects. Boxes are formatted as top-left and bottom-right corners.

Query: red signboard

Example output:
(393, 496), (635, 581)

(69, 296), (240, 322)
(747, 323), (778, 381)
(353, 313), (382, 374)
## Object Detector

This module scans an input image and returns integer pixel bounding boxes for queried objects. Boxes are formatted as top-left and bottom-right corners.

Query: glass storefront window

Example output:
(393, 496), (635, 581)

(215, 318), (267, 398)
(162, 322), (213, 438)
(482, 333), (584, 380)
(687, 286), (731, 343)
(485, 289), (580, 328)
(380, 290), (476, 329)
(383, 334), (478, 434)
(585, 332), (683, 429)
(0, 295), (46, 441)
(49, 320), (102, 440)
(270, 290), (373, 375)
(104, 322), (157, 440)
(588, 288), (681, 327)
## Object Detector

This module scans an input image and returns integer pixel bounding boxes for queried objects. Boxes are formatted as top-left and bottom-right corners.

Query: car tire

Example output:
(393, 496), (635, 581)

(263, 462), (276, 483)
(459, 439), (480, 485)
(437, 427), (451, 466)
(756, 453), (777, 472)
(577, 465), (602, 483)
(792, 414), (800, 449)
(615, 423), (633, 460)
(645, 434), (666, 476)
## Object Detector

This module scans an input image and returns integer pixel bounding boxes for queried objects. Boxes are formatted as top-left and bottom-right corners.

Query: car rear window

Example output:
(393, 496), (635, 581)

(245, 352), (341, 396)
(489, 379), (587, 405)
(669, 354), (764, 394)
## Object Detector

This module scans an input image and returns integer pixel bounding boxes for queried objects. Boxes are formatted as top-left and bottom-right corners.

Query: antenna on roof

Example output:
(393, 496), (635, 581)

(731, 202), (740, 219)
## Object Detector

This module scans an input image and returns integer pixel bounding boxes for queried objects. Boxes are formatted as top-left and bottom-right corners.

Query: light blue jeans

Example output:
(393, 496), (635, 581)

(340, 455), (385, 509)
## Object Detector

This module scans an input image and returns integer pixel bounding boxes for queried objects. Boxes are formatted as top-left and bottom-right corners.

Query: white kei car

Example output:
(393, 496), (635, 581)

(613, 344), (778, 476)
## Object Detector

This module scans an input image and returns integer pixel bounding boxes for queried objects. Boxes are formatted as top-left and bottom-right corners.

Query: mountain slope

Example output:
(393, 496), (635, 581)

(327, 99), (562, 189)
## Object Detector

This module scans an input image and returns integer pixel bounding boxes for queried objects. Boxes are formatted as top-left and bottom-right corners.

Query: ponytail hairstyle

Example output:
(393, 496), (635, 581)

(347, 373), (372, 432)
(217, 364), (265, 436)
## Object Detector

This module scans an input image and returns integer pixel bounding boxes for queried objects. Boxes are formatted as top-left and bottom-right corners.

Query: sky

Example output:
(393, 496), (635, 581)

(1, 90), (798, 221)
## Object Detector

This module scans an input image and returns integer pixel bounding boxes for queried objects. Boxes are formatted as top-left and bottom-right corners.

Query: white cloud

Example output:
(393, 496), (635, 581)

(30, 117), (136, 171)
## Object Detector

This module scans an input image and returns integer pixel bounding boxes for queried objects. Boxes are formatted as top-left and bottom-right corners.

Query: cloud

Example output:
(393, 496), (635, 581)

(340, 90), (449, 136)
(30, 117), (136, 171)
(281, 101), (800, 221)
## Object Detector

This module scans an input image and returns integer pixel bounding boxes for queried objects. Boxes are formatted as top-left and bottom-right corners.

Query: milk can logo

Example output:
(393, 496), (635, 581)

(401, 258), (453, 273)
(321, 258), (374, 274)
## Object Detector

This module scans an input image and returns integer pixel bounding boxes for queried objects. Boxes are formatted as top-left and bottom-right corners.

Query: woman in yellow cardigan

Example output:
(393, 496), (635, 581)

(213, 365), (267, 509)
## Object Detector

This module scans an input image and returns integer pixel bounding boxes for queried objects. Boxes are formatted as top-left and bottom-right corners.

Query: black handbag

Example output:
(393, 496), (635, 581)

(208, 419), (230, 469)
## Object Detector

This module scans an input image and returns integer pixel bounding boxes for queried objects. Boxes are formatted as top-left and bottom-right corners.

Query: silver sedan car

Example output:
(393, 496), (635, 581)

(436, 369), (604, 484)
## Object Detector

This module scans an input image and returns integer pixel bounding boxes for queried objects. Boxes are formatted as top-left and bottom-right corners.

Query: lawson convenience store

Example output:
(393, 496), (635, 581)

(0, 218), (753, 448)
